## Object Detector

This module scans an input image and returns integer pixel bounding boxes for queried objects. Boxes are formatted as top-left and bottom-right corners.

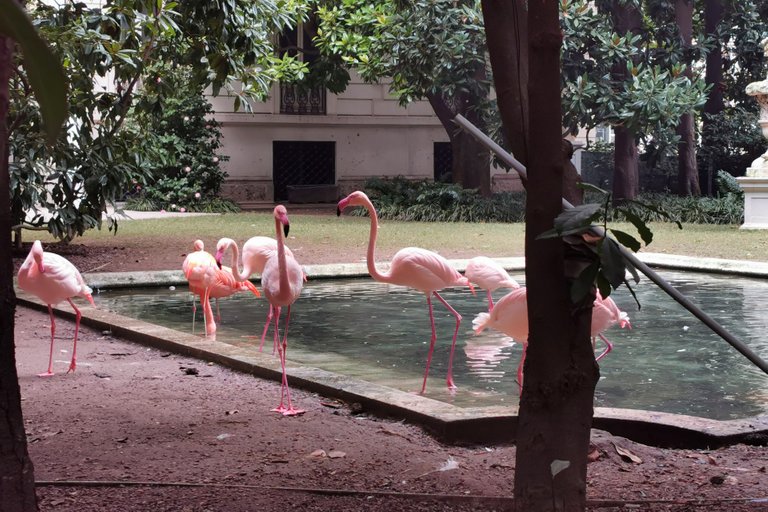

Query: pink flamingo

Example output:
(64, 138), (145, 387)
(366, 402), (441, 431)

(591, 292), (632, 361)
(261, 205), (305, 416)
(215, 236), (300, 352)
(337, 191), (475, 394)
(17, 240), (96, 376)
(472, 287), (630, 393)
(182, 240), (218, 335)
(464, 256), (520, 312)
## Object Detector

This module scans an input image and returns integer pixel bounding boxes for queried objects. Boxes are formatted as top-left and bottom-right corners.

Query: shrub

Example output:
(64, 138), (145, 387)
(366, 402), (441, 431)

(358, 177), (526, 222)
(362, 176), (742, 226)
(126, 69), (235, 213)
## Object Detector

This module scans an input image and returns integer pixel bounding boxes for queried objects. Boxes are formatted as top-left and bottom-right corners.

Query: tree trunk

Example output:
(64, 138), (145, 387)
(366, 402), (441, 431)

(612, 126), (639, 202)
(675, 0), (700, 196)
(0, 34), (39, 512)
(701, 0), (725, 195)
(481, 0), (529, 168)
(609, 0), (642, 202)
(426, 92), (491, 196)
(676, 112), (700, 195)
(513, 2), (598, 510)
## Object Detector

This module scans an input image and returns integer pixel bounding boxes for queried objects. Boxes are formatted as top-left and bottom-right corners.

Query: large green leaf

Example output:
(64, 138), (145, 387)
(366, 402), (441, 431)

(0, 3), (67, 145)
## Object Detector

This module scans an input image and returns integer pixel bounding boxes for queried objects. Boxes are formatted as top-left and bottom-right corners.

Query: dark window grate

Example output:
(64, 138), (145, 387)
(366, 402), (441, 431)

(434, 142), (453, 182)
(273, 141), (335, 201)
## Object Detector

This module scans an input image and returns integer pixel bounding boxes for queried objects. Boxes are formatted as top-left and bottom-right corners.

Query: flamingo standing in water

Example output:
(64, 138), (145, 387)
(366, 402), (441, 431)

(472, 288), (630, 393)
(182, 240), (218, 335)
(215, 236), (300, 352)
(464, 256), (520, 312)
(17, 240), (96, 376)
(337, 191), (475, 394)
(261, 205), (305, 416)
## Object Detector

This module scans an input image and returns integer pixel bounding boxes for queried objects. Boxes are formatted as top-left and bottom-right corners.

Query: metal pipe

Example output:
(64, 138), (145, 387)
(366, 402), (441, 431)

(453, 114), (768, 376)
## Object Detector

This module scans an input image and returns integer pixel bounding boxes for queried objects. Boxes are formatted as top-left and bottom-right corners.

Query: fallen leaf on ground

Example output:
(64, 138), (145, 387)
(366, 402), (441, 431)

(328, 450), (346, 459)
(309, 449), (327, 459)
(613, 443), (642, 464)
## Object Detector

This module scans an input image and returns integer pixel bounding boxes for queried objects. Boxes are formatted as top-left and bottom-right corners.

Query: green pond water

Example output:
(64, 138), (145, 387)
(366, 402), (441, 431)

(92, 270), (768, 420)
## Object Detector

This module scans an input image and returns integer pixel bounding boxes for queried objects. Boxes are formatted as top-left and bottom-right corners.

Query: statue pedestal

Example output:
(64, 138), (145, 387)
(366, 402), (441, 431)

(737, 176), (768, 229)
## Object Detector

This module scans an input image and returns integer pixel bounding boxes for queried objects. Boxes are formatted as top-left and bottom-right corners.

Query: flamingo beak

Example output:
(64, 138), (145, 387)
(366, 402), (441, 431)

(214, 249), (223, 268)
(283, 223), (290, 237)
(336, 197), (349, 216)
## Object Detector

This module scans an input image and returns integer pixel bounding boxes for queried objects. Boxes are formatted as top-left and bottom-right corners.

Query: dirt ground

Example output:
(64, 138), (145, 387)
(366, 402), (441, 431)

(12, 237), (768, 511)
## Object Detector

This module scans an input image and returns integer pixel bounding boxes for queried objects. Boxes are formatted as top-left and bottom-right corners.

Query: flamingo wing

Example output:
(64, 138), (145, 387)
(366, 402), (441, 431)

(388, 247), (465, 292)
(465, 256), (519, 291)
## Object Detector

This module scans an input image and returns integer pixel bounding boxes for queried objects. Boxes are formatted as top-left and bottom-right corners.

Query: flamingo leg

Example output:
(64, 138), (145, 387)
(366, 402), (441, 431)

(215, 299), (221, 323)
(433, 291), (461, 391)
(66, 299), (81, 374)
(202, 287), (216, 337)
(595, 333), (614, 362)
(258, 305), (273, 353)
(191, 294), (197, 334)
(277, 306), (304, 416)
(420, 296), (438, 394)
(486, 290), (495, 312)
(38, 305), (56, 377)
(517, 343), (528, 395)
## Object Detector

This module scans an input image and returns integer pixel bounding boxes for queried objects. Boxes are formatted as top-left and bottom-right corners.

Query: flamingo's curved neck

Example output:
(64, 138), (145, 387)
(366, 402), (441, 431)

(362, 198), (390, 283)
(275, 215), (289, 290)
(227, 241), (247, 282)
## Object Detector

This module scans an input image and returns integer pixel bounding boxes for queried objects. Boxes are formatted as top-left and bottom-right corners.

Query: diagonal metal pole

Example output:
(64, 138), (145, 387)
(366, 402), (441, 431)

(453, 114), (768, 376)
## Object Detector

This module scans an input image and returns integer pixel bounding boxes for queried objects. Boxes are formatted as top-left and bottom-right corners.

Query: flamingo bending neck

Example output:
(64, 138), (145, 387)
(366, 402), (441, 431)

(357, 194), (392, 284)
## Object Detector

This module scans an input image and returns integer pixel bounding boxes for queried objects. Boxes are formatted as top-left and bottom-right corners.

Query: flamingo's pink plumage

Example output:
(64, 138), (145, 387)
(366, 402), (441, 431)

(17, 240), (96, 376)
(215, 236), (302, 352)
(260, 205), (305, 415)
(337, 191), (475, 394)
(473, 287), (631, 392)
(182, 240), (218, 335)
(464, 256), (520, 312)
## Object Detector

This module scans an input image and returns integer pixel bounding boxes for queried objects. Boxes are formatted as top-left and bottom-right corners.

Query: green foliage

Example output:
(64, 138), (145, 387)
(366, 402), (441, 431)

(11, 0), (308, 242)
(601, 191), (743, 225)
(715, 169), (744, 198)
(560, 0), (708, 145)
(699, 107), (765, 176)
(128, 70), (233, 213)
(0, 2), (66, 144)
(539, 183), (681, 303)
(313, 0), (489, 106)
(357, 177), (525, 222)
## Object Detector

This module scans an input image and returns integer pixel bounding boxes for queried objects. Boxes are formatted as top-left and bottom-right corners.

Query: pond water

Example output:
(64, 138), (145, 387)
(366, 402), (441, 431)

(92, 270), (768, 420)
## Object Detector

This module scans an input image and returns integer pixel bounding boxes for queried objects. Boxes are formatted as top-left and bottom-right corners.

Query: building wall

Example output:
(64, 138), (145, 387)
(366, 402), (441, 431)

(208, 74), (523, 208)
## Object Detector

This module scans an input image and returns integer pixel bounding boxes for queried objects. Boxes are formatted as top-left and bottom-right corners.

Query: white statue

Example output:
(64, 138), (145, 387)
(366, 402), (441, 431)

(745, 37), (768, 177)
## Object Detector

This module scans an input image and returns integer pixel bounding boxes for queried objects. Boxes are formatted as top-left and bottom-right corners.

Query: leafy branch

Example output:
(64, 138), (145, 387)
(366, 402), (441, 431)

(538, 183), (682, 306)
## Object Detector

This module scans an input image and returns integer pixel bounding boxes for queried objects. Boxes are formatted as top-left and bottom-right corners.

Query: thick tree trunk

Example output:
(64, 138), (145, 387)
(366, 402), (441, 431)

(612, 126), (639, 202)
(701, 0), (725, 195)
(0, 34), (39, 512)
(609, 0), (642, 202)
(675, 0), (700, 196)
(481, 0), (529, 168)
(677, 112), (700, 195)
(426, 93), (491, 196)
(513, 2), (597, 510)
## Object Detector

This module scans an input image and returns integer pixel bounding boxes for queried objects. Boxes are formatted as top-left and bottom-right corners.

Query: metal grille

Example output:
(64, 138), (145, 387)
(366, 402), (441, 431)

(280, 84), (327, 115)
(273, 141), (335, 201)
(434, 142), (453, 182)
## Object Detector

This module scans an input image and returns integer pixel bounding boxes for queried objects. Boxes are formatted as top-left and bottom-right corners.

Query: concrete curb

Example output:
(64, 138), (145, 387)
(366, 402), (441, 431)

(15, 254), (768, 448)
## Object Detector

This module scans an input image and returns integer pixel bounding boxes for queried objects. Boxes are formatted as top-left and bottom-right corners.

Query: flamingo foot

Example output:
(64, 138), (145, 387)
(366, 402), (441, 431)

(67, 361), (77, 374)
(37, 371), (55, 378)
(446, 375), (457, 391)
(271, 404), (306, 416)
